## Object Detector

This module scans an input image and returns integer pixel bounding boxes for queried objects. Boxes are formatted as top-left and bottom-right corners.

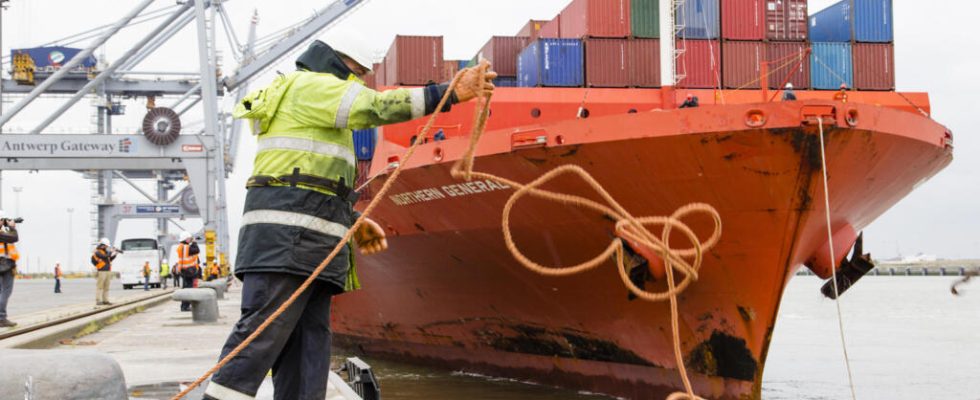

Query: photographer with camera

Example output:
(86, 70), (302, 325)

(91, 237), (119, 306)
(0, 211), (21, 328)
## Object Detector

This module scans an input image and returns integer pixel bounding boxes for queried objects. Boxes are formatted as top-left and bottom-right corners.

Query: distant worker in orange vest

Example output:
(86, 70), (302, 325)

(834, 83), (849, 103)
(208, 262), (220, 281)
(0, 212), (20, 328)
(54, 262), (63, 294)
(176, 231), (201, 311)
(91, 238), (119, 306)
(142, 261), (152, 291)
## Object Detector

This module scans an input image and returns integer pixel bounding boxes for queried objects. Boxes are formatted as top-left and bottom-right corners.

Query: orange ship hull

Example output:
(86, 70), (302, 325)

(333, 89), (952, 399)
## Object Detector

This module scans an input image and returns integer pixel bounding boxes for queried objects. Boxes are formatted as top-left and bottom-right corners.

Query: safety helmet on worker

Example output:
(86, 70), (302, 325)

(296, 28), (375, 77)
(785, 82), (794, 89)
(179, 231), (193, 243)
(99, 237), (111, 247)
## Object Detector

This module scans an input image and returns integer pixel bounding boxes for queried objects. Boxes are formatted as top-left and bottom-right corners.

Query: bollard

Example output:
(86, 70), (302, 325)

(0, 350), (127, 399)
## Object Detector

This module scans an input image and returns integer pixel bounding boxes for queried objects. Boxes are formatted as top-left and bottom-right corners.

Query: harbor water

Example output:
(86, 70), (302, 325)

(345, 276), (980, 399)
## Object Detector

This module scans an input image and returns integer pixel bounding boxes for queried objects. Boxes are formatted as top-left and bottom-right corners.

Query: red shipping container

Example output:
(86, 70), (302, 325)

(540, 16), (561, 38)
(374, 59), (386, 87)
(766, 0), (808, 41)
(443, 60), (460, 82)
(722, 0), (765, 40)
(363, 63), (379, 89)
(630, 38), (661, 88)
(675, 40), (721, 89)
(722, 41), (766, 89)
(477, 36), (529, 77)
(517, 19), (549, 41)
(585, 38), (630, 87)
(384, 35), (444, 86)
(766, 42), (809, 89)
(560, 0), (631, 38)
(852, 43), (894, 91)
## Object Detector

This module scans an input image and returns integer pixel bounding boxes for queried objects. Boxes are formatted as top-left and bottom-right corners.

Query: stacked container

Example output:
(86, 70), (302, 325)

(676, 40), (721, 88)
(517, 38), (584, 87)
(476, 36), (530, 78)
(720, 0), (764, 89)
(767, 42), (810, 89)
(767, 0), (809, 41)
(630, 39), (661, 87)
(559, 0), (631, 39)
(810, 42), (853, 89)
(677, 0), (720, 39)
(808, 0), (894, 90)
(517, 19), (549, 41)
(384, 35), (444, 86)
(540, 15), (561, 38)
(630, 0), (660, 38)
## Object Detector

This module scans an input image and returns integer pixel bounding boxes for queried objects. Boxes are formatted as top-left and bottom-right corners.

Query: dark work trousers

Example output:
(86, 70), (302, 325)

(180, 275), (196, 311)
(54, 278), (61, 293)
(173, 273), (181, 288)
(206, 272), (333, 400)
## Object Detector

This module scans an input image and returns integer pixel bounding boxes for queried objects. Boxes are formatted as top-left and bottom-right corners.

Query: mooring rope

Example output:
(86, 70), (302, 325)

(175, 62), (722, 400)
(816, 117), (859, 400)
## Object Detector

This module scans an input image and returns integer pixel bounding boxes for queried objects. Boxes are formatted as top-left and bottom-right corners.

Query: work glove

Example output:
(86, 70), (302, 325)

(355, 217), (388, 255)
(454, 61), (497, 103)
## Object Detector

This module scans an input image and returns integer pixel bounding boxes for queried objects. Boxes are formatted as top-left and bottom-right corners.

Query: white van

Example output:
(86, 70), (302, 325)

(117, 238), (162, 289)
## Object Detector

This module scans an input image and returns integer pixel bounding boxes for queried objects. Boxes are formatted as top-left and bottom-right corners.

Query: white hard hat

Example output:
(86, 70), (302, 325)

(179, 231), (192, 242)
(163, 259), (169, 264)
(99, 238), (111, 247)
(785, 82), (794, 89)
(319, 28), (375, 72)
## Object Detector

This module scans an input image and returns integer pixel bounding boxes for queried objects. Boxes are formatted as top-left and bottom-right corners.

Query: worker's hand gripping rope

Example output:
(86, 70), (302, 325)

(450, 64), (722, 400)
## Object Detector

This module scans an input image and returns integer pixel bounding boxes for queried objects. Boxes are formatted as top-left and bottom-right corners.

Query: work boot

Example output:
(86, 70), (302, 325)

(0, 319), (17, 328)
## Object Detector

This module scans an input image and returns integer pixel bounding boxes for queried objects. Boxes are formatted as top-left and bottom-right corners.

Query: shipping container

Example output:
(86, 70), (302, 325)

(517, 19), (549, 41)
(585, 39), (630, 87)
(677, 0), (720, 39)
(852, 42), (894, 90)
(518, 39), (584, 87)
(375, 58), (387, 87)
(493, 76), (520, 87)
(630, 38), (661, 87)
(809, 0), (893, 43)
(560, 0), (631, 38)
(353, 128), (377, 161)
(810, 42), (853, 89)
(457, 60), (469, 70)
(476, 36), (530, 77)
(675, 39), (721, 88)
(722, 41), (765, 89)
(363, 63), (380, 89)
(384, 35), (444, 86)
(11, 46), (97, 71)
(853, 0), (892, 42)
(443, 60), (460, 81)
(766, 42), (810, 89)
(722, 0), (764, 40)
(766, 0), (808, 41)
(631, 0), (660, 38)
(540, 15), (561, 38)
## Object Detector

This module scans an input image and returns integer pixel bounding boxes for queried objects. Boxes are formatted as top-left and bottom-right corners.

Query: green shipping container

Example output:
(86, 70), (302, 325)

(631, 0), (660, 38)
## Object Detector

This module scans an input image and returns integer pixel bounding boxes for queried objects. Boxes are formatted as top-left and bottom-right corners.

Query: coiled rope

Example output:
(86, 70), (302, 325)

(174, 62), (721, 400)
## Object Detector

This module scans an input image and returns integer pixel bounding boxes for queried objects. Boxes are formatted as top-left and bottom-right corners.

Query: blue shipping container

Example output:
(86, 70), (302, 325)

(353, 128), (377, 161)
(677, 0), (720, 39)
(493, 76), (519, 87)
(854, 0), (892, 42)
(810, 42), (853, 90)
(457, 60), (469, 70)
(10, 46), (97, 70)
(517, 39), (584, 87)
(808, 0), (893, 43)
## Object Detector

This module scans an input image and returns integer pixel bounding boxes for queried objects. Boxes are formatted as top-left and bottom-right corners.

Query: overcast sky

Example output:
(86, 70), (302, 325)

(0, 0), (977, 272)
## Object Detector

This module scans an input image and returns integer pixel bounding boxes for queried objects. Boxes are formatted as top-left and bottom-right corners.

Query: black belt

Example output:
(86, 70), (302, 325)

(247, 168), (359, 203)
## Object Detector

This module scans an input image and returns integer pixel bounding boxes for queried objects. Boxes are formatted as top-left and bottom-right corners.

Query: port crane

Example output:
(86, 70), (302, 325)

(0, 0), (368, 269)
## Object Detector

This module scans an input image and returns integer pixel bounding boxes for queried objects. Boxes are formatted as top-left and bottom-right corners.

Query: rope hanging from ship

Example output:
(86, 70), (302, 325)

(174, 62), (722, 400)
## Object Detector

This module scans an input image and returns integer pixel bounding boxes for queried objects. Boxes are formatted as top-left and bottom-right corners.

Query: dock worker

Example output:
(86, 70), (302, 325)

(782, 82), (797, 101)
(208, 262), (220, 281)
(176, 231), (200, 311)
(679, 93), (699, 108)
(142, 261), (152, 291)
(54, 262), (63, 293)
(204, 30), (496, 400)
(160, 259), (170, 289)
(834, 83), (849, 103)
(91, 238), (118, 306)
(0, 212), (20, 328)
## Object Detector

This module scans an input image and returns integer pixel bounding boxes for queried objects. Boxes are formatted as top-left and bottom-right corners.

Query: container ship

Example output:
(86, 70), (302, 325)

(334, 0), (950, 398)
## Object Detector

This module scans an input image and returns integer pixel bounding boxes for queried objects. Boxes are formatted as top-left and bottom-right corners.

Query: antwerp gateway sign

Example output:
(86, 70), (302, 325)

(0, 135), (138, 157)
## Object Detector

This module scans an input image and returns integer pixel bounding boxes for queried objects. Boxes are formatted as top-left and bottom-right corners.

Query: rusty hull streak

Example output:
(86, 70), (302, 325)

(686, 330), (759, 382)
